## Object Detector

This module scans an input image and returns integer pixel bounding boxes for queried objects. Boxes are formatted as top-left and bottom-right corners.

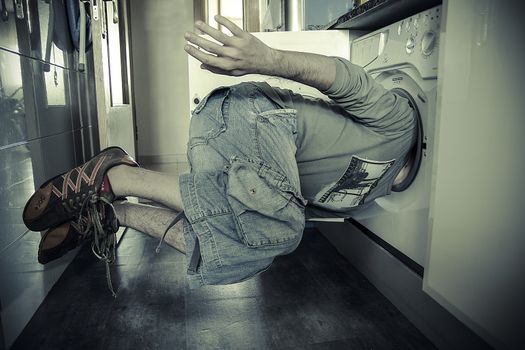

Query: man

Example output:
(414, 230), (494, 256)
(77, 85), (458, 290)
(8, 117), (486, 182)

(23, 16), (415, 291)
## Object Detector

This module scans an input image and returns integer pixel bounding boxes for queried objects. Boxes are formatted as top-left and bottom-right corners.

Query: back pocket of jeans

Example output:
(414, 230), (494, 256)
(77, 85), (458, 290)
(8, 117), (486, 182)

(226, 158), (305, 248)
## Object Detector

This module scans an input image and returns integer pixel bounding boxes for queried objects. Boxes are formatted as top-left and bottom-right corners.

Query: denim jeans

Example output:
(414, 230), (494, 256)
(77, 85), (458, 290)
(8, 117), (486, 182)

(179, 82), (307, 288)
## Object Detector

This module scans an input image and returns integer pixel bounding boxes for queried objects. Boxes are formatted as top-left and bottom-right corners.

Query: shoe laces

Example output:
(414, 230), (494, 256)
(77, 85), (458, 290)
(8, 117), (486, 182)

(78, 194), (119, 298)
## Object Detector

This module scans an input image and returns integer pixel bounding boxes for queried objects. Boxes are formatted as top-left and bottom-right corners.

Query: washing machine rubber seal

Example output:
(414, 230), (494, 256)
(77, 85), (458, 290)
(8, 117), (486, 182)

(391, 88), (424, 192)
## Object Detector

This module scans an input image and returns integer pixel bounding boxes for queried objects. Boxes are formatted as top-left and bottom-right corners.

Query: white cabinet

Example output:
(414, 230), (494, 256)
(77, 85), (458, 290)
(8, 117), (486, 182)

(423, 1), (525, 349)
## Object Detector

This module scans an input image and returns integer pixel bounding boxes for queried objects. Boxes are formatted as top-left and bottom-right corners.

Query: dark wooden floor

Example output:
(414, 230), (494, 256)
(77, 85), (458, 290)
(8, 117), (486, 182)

(12, 228), (436, 350)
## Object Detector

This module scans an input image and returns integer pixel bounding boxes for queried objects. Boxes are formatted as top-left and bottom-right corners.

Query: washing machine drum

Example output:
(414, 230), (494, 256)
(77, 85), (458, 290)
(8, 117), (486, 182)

(390, 88), (423, 192)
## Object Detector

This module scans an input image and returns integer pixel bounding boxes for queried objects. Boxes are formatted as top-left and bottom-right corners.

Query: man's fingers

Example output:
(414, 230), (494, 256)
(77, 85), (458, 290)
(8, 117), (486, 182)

(184, 44), (218, 65)
(201, 63), (246, 77)
(184, 32), (235, 57)
(195, 20), (233, 46)
(185, 44), (238, 72)
(214, 15), (245, 37)
(200, 64), (230, 75)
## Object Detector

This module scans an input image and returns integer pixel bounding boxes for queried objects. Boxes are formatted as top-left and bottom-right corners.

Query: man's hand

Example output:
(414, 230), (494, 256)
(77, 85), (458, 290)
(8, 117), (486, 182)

(184, 15), (337, 91)
(184, 15), (276, 77)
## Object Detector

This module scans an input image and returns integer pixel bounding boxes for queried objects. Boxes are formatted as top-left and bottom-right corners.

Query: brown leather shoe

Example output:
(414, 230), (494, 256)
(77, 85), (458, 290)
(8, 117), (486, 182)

(23, 146), (137, 232)
(38, 202), (120, 265)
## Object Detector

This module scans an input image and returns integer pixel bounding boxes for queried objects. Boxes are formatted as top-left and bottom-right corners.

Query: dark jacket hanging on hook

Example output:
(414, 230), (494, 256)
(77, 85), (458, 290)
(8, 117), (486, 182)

(65, 0), (92, 52)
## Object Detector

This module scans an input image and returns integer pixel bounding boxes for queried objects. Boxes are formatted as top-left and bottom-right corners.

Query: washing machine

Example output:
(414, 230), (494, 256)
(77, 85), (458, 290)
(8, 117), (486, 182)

(350, 5), (442, 267)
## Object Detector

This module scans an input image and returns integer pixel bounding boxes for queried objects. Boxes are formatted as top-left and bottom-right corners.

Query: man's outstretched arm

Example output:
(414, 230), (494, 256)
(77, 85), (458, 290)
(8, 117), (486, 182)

(184, 15), (414, 137)
(184, 15), (336, 91)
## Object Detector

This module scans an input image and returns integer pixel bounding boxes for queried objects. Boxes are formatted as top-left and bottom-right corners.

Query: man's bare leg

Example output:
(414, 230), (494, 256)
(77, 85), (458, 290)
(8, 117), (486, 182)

(107, 165), (184, 212)
(114, 201), (186, 253)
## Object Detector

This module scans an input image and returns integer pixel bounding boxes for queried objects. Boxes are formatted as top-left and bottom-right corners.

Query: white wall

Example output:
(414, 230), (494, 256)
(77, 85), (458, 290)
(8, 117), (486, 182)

(129, 0), (194, 163)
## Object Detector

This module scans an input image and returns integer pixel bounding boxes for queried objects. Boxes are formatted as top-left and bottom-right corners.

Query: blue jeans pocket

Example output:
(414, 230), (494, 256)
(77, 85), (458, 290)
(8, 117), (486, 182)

(193, 86), (230, 114)
(189, 87), (230, 147)
(226, 158), (305, 248)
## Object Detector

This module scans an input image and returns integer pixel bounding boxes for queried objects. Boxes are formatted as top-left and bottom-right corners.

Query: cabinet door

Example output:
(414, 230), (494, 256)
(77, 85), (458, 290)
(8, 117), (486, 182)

(423, 1), (525, 349)
(91, 0), (136, 156)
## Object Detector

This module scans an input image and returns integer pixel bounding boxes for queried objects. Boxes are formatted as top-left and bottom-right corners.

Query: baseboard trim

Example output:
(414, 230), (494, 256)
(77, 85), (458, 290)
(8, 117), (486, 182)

(349, 218), (424, 277)
(316, 221), (490, 350)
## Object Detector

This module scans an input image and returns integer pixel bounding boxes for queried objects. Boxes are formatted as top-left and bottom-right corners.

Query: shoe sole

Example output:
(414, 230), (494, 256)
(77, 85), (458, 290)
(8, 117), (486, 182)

(23, 182), (53, 227)
(38, 222), (74, 264)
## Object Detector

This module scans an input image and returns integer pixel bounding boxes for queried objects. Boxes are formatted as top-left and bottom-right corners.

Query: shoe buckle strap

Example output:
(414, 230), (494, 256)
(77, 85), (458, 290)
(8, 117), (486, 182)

(155, 211), (186, 254)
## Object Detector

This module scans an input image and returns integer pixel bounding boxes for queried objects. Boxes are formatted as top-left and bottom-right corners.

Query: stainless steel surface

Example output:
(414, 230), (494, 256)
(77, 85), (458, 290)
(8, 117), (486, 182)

(31, 59), (74, 140)
(0, 128), (83, 350)
(0, 144), (34, 252)
(0, 0), (72, 69)
(1, 30), (97, 346)
(284, 0), (304, 31)
(0, 0), (21, 53)
(0, 50), (28, 148)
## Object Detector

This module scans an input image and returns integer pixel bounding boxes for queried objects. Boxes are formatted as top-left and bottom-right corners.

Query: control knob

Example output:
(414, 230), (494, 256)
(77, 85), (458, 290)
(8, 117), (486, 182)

(406, 36), (415, 54)
(421, 31), (437, 56)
